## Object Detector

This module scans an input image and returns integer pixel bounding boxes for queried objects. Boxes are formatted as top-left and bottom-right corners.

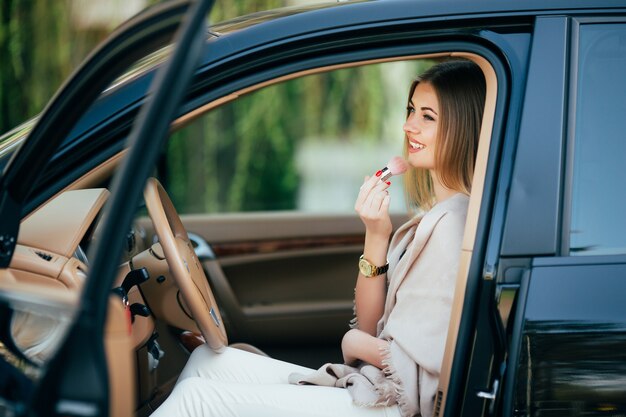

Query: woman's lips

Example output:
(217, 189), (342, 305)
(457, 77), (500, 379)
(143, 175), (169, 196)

(408, 139), (425, 153)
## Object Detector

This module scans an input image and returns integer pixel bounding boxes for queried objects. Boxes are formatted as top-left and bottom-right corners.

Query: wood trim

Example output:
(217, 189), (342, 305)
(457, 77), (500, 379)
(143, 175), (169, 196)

(211, 234), (364, 257)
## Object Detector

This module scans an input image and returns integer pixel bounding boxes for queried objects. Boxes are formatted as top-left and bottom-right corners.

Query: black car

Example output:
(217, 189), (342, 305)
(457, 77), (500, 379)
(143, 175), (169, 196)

(1, 0), (626, 416)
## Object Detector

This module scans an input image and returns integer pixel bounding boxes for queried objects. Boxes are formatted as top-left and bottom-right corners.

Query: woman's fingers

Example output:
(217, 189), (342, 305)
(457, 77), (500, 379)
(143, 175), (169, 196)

(368, 188), (386, 208)
(357, 179), (392, 236)
(361, 181), (390, 209)
(381, 193), (391, 210)
(355, 175), (381, 209)
(359, 187), (390, 220)
(366, 190), (390, 215)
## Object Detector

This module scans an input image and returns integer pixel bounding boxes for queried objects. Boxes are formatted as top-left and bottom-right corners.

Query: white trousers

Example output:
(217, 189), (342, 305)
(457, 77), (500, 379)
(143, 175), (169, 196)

(151, 345), (401, 417)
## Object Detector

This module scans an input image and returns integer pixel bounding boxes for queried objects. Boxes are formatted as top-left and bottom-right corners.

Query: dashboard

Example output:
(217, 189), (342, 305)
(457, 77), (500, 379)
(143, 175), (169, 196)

(6, 188), (155, 363)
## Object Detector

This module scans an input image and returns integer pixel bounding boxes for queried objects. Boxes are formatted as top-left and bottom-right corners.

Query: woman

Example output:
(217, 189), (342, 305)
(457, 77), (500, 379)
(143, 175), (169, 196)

(151, 59), (486, 417)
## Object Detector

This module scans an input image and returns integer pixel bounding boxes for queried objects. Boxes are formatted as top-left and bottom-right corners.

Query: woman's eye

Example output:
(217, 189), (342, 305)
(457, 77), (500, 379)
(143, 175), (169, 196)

(423, 114), (435, 122)
(406, 106), (415, 113)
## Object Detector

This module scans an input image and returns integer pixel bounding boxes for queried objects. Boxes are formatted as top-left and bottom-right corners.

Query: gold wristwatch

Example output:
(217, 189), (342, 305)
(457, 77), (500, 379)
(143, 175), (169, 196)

(358, 254), (389, 278)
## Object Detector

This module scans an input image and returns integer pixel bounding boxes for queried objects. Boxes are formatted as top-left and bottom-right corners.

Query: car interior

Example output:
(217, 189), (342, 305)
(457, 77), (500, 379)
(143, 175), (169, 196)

(1, 52), (497, 417)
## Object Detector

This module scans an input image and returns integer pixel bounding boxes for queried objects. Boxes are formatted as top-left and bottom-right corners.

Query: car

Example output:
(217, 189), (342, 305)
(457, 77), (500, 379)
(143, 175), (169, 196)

(1, 0), (626, 416)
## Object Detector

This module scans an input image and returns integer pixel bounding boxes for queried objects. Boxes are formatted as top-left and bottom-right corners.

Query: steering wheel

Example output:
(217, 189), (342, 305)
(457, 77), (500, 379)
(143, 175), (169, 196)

(144, 177), (227, 352)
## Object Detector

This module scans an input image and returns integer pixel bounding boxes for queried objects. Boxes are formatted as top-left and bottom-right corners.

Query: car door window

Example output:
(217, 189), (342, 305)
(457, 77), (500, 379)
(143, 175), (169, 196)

(160, 60), (433, 215)
(569, 23), (626, 256)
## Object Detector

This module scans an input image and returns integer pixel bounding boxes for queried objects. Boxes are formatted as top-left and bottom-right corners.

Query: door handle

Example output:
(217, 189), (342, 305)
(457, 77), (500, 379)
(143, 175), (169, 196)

(188, 232), (216, 261)
(477, 379), (499, 414)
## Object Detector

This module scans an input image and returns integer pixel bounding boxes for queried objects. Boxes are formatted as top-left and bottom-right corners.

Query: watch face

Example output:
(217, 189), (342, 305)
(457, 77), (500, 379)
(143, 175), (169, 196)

(359, 258), (373, 276)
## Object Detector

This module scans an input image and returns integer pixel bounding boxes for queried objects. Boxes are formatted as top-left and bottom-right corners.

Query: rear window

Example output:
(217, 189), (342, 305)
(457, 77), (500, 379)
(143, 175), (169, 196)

(569, 23), (626, 256)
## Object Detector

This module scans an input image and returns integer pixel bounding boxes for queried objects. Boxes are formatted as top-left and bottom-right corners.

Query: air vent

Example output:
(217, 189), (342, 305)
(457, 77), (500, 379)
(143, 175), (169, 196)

(433, 389), (443, 417)
(35, 251), (53, 261)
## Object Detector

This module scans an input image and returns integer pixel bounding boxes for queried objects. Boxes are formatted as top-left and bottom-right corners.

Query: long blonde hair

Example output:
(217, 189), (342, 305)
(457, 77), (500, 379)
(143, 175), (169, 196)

(404, 60), (486, 210)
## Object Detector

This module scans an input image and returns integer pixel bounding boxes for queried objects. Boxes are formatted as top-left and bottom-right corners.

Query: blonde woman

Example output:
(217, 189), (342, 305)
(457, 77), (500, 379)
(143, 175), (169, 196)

(152, 59), (486, 417)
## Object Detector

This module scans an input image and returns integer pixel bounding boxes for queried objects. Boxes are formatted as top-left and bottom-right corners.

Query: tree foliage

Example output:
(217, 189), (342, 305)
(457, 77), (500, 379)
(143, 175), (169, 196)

(1, 0), (69, 134)
(0, 0), (284, 135)
(0, 0), (149, 135)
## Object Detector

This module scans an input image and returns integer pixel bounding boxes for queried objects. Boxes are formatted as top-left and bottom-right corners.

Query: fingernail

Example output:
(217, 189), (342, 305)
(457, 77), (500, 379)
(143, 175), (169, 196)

(386, 181), (391, 185)
(375, 170), (383, 177)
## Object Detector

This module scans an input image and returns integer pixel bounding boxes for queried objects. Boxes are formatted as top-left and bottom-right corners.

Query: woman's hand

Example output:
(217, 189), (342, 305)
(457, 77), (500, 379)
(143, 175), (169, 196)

(341, 328), (389, 369)
(354, 174), (392, 239)
(353, 173), (392, 336)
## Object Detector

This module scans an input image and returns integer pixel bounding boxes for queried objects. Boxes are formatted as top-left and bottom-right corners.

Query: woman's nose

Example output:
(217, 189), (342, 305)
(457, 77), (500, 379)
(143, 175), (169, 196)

(403, 116), (418, 134)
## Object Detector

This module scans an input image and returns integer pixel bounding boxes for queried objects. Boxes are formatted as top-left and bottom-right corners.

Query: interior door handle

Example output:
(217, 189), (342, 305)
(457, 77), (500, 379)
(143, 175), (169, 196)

(477, 379), (499, 414)
(188, 232), (216, 261)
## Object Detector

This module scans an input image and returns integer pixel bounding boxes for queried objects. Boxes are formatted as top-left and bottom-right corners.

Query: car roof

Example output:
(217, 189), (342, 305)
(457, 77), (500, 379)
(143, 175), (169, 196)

(209, 0), (626, 47)
(210, 0), (626, 33)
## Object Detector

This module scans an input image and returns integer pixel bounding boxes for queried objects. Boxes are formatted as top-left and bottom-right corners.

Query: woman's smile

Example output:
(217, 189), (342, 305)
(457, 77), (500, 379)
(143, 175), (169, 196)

(407, 138), (426, 153)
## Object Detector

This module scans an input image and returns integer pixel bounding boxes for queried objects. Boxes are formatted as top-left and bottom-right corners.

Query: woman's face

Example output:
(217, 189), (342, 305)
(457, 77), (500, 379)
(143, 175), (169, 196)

(403, 81), (440, 171)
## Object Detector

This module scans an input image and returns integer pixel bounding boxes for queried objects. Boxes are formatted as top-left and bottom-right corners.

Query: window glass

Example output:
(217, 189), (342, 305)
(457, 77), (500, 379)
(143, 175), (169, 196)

(570, 24), (626, 255)
(161, 60), (433, 214)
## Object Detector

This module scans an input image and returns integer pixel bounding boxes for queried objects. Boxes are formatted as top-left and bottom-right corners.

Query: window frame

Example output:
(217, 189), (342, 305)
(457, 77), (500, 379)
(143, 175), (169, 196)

(160, 58), (435, 216)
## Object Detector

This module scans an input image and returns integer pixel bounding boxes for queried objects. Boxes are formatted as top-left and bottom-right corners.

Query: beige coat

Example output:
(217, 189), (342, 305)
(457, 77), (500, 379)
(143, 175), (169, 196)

(290, 193), (469, 417)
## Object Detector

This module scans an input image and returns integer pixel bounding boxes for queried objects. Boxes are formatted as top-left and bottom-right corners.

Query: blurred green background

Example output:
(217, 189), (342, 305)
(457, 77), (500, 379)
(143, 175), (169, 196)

(0, 0), (290, 135)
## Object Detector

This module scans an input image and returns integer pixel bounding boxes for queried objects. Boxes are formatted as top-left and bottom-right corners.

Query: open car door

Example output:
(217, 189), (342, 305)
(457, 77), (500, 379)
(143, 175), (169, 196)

(0, 1), (215, 415)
